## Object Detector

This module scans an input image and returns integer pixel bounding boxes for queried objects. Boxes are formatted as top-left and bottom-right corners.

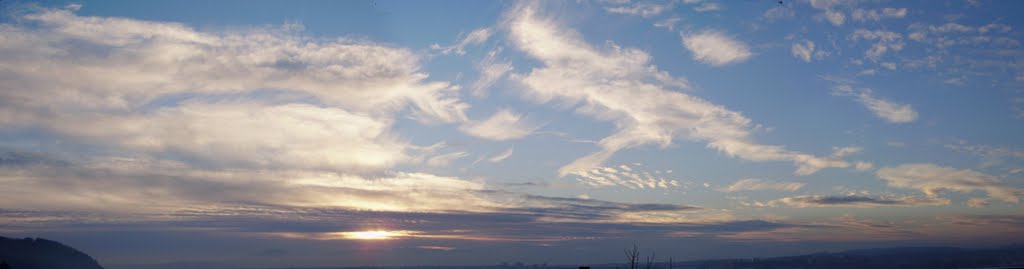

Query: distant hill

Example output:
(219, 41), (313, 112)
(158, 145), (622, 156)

(106, 261), (241, 269)
(0, 236), (105, 269)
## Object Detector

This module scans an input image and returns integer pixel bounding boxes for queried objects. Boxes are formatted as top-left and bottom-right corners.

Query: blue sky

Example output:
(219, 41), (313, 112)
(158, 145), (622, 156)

(1, 0), (1023, 267)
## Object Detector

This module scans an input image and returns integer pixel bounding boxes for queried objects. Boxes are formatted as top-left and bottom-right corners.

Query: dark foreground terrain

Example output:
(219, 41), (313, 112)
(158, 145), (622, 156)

(104, 245), (1024, 269)
(2, 236), (1023, 269)
(0, 236), (105, 269)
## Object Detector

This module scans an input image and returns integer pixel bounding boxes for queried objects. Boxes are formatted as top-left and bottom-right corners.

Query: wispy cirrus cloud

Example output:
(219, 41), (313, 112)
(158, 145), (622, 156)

(833, 85), (918, 123)
(426, 151), (469, 167)
(432, 27), (493, 55)
(877, 163), (1023, 204)
(460, 109), (540, 141)
(471, 48), (514, 96)
(945, 140), (1024, 160)
(487, 148), (515, 163)
(761, 194), (949, 208)
(0, 6), (496, 218)
(506, 4), (850, 176)
(718, 179), (804, 192)
(0, 6), (474, 180)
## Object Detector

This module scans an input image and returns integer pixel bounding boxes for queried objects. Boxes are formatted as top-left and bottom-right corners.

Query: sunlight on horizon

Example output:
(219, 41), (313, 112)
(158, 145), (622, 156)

(338, 230), (414, 240)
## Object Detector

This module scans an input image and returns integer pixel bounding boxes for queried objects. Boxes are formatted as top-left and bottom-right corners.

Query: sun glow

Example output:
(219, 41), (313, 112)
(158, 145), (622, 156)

(339, 230), (412, 240)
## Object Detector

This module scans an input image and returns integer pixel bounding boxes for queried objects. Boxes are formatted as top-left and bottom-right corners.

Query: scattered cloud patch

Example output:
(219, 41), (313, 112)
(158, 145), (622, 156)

(854, 161), (874, 171)
(791, 40), (815, 62)
(877, 163), (1023, 203)
(654, 17), (682, 31)
(694, 2), (721, 12)
(807, 0), (854, 26)
(850, 29), (904, 62)
(719, 179), (804, 192)
(604, 2), (671, 18)
(762, 6), (795, 21)
(682, 30), (753, 66)
(417, 246), (456, 251)
(858, 69), (879, 76)
(966, 198), (990, 208)
(766, 194), (949, 207)
(833, 85), (918, 123)
(822, 10), (846, 26)
(460, 109), (540, 141)
(572, 164), (680, 190)
(851, 8), (907, 22)
(945, 140), (1024, 160)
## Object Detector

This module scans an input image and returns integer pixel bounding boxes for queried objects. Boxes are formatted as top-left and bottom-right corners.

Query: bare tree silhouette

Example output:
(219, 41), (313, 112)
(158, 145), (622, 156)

(645, 251), (655, 269)
(624, 245), (640, 269)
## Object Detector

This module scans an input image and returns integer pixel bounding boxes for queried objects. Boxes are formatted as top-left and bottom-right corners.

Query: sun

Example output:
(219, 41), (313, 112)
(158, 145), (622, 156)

(339, 230), (411, 240)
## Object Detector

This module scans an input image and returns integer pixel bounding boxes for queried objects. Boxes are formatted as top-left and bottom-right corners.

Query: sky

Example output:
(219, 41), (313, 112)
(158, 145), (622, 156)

(1, 0), (1024, 267)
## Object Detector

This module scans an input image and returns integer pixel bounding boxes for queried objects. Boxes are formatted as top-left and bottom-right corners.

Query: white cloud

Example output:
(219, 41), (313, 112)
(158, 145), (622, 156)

(765, 194), (949, 208)
(0, 8), (484, 178)
(807, 0), (854, 26)
(0, 156), (493, 213)
(877, 163), (1023, 203)
(604, 2), (671, 18)
(808, 0), (892, 26)
(831, 146), (863, 158)
(979, 23), (1012, 34)
(822, 10), (846, 26)
(966, 198), (990, 208)
(833, 85), (918, 123)
(426, 151), (470, 167)
(460, 109), (540, 141)
(654, 17), (682, 31)
(808, 0), (852, 10)
(433, 27), (493, 55)
(882, 7), (908, 17)
(694, 3), (721, 12)
(858, 92), (917, 123)
(506, 4), (850, 176)
(471, 48), (514, 96)
(488, 148), (515, 163)
(573, 164), (680, 190)
(762, 6), (795, 21)
(945, 140), (1024, 160)
(1, 8), (469, 125)
(719, 179), (804, 192)
(944, 77), (966, 85)
(791, 40), (815, 62)
(908, 31), (926, 41)
(70, 101), (413, 173)
(858, 69), (878, 76)
(0, 7), (487, 214)
(850, 29), (904, 62)
(931, 22), (973, 33)
(851, 8), (907, 22)
(682, 30), (753, 66)
(854, 161), (874, 171)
